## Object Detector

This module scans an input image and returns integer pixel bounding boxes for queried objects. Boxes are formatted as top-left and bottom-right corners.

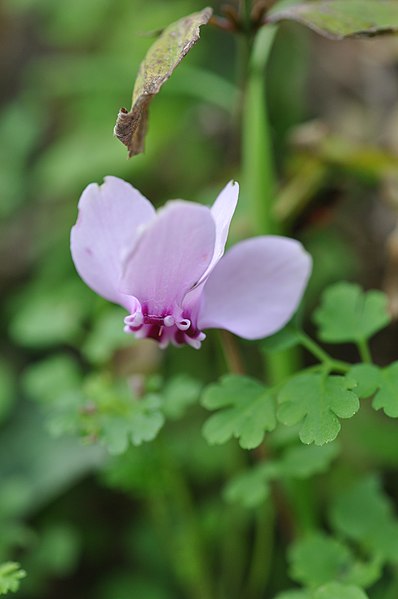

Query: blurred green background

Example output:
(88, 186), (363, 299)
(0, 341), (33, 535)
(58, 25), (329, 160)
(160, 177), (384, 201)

(2, 0), (398, 597)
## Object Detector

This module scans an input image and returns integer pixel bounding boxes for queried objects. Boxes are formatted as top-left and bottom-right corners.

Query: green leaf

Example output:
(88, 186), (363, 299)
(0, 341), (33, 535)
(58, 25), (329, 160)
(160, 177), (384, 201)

(22, 355), (82, 404)
(225, 444), (338, 509)
(330, 476), (398, 563)
(349, 364), (381, 398)
(289, 533), (351, 587)
(372, 362), (398, 417)
(268, 1), (398, 40)
(162, 375), (202, 420)
(278, 442), (339, 478)
(274, 591), (309, 599)
(83, 377), (165, 454)
(9, 280), (91, 348)
(262, 322), (301, 353)
(289, 533), (377, 589)
(201, 375), (276, 449)
(277, 373), (359, 445)
(313, 582), (368, 599)
(313, 283), (390, 344)
(114, 7), (213, 157)
(0, 562), (26, 595)
(274, 584), (369, 599)
(224, 463), (276, 508)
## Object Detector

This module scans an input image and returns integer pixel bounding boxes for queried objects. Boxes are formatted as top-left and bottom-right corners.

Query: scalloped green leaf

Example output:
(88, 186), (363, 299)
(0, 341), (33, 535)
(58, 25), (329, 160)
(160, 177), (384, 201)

(289, 533), (355, 587)
(313, 283), (390, 344)
(289, 533), (379, 590)
(268, 1), (398, 41)
(0, 562), (26, 595)
(115, 7), (212, 157)
(81, 375), (165, 455)
(201, 375), (276, 449)
(277, 373), (359, 445)
(349, 364), (381, 398)
(372, 362), (398, 417)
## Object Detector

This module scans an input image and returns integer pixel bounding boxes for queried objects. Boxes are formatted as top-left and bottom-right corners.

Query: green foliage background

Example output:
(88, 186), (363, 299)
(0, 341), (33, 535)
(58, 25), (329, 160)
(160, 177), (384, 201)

(2, 0), (398, 597)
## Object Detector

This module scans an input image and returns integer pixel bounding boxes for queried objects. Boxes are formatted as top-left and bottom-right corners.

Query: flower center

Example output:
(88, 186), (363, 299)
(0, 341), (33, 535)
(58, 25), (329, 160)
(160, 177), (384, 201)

(123, 299), (205, 349)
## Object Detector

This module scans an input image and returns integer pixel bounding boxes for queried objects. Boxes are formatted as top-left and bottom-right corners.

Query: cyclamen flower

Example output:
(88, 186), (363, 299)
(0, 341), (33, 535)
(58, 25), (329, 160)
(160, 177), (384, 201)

(71, 177), (312, 349)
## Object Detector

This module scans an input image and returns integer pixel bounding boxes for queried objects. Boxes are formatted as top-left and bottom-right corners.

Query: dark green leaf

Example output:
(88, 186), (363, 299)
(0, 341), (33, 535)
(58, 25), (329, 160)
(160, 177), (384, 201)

(268, 1), (398, 40)
(373, 362), (398, 417)
(115, 7), (213, 157)
(201, 375), (276, 449)
(313, 283), (390, 344)
(277, 373), (359, 445)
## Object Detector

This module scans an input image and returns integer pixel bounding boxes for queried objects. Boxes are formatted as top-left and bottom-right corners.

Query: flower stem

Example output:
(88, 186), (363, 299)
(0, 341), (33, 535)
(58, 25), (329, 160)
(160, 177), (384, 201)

(357, 338), (372, 363)
(243, 502), (274, 599)
(154, 446), (214, 599)
(219, 330), (246, 374)
(241, 23), (301, 386)
(242, 25), (278, 236)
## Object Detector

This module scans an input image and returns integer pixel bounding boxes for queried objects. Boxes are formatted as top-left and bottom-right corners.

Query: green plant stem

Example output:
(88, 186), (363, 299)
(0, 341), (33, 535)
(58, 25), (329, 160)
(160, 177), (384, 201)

(241, 24), (302, 387)
(299, 332), (350, 373)
(152, 447), (214, 599)
(242, 25), (278, 236)
(357, 338), (372, 363)
(243, 501), (275, 599)
(240, 0), (252, 32)
(218, 330), (245, 374)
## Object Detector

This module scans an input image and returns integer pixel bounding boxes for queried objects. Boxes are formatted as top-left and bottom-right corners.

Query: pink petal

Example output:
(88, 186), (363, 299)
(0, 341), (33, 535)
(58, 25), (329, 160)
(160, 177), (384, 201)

(121, 201), (216, 314)
(71, 176), (155, 309)
(209, 180), (239, 268)
(189, 180), (239, 291)
(198, 236), (312, 339)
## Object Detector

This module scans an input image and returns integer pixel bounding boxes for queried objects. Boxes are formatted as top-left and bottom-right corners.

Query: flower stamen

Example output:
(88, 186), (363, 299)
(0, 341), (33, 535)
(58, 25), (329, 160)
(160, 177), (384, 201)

(177, 318), (191, 331)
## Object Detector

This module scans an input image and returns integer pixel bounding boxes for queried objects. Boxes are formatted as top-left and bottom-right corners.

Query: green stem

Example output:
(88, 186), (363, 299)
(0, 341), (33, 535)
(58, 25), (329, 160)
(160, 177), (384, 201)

(242, 25), (278, 235)
(157, 448), (214, 599)
(243, 502), (274, 599)
(299, 332), (350, 373)
(240, 0), (252, 32)
(218, 330), (245, 374)
(241, 24), (299, 387)
(357, 338), (372, 363)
